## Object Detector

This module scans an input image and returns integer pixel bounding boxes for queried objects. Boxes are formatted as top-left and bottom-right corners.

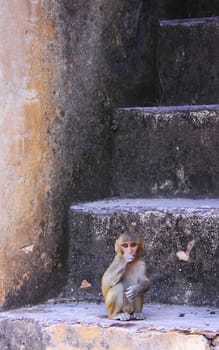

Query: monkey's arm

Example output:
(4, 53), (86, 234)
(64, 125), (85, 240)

(101, 255), (127, 297)
(125, 279), (150, 300)
(125, 261), (151, 300)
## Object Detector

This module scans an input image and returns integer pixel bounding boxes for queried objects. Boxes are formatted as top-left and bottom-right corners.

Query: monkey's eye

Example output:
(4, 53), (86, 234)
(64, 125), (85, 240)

(130, 242), (137, 248)
(121, 243), (128, 248)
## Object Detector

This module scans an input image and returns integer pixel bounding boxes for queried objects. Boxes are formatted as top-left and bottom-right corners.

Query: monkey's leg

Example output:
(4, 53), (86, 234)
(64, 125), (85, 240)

(122, 294), (134, 314)
(132, 295), (145, 320)
(105, 283), (132, 321)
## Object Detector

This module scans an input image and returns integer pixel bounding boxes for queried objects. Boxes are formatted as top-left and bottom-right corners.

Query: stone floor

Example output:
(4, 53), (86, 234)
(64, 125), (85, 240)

(0, 302), (218, 349)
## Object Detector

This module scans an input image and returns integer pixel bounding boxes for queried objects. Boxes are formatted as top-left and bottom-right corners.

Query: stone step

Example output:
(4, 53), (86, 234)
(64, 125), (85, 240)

(158, 17), (219, 105)
(0, 302), (218, 349)
(159, 1), (219, 20)
(64, 198), (219, 307)
(111, 105), (219, 198)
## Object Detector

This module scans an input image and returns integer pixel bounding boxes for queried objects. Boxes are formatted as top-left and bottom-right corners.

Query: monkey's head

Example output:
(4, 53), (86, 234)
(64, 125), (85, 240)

(115, 232), (144, 259)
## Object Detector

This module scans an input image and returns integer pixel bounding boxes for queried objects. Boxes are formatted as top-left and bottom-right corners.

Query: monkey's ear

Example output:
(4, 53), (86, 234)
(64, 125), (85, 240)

(115, 239), (123, 257)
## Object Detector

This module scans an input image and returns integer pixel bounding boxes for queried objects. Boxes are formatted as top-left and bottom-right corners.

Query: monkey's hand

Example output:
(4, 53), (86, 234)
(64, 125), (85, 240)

(124, 253), (134, 263)
(125, 284), (140, 300)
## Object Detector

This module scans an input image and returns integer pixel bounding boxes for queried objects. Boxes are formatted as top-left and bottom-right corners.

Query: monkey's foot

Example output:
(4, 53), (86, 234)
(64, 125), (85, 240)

(113, 312), (132, 321)
(132, 312), (145, 320)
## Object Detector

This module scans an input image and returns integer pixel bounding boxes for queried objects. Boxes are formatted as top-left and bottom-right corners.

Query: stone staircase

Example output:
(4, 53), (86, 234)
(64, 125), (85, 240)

(63, 13), (219, 348)
(55, 13), (219, 349)
(64, 17), (219, 307)
(1, 10), (219, 350)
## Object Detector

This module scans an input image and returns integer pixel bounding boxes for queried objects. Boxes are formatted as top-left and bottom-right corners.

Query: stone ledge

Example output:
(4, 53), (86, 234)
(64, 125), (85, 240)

(160, 16), (219, 27)
(158, 18), (219, 105)
(117, 104), (219, 113)
(66, 198), (219, 306)
(0, 303), (218, 349)
(112, 106), (219, 197)
(70, 197), (219, 214)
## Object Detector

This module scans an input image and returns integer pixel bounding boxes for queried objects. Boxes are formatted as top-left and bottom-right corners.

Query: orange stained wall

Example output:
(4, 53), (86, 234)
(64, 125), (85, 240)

(0, 0), (61, 307)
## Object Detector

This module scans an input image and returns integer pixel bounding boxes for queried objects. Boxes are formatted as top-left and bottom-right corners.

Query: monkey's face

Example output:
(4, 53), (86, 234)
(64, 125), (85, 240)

(121, 241), (138, 259)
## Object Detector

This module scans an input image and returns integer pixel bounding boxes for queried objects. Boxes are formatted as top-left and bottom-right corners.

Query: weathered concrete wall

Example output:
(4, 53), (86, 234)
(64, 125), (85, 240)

(0, 321), (213, 350)
(0, 0), (68, 308)
(0, 0), (158, 308)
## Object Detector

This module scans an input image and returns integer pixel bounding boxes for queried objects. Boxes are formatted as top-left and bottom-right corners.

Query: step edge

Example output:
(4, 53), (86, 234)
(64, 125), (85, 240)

(115, 104), (219, 114)
(160, 16), (219, 27)
(1, 302), (218, 336)
(70, 198), (219, 214)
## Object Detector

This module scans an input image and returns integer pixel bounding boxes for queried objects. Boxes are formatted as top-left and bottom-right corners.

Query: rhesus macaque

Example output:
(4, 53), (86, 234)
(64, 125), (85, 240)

(101, 233), (150, 321)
